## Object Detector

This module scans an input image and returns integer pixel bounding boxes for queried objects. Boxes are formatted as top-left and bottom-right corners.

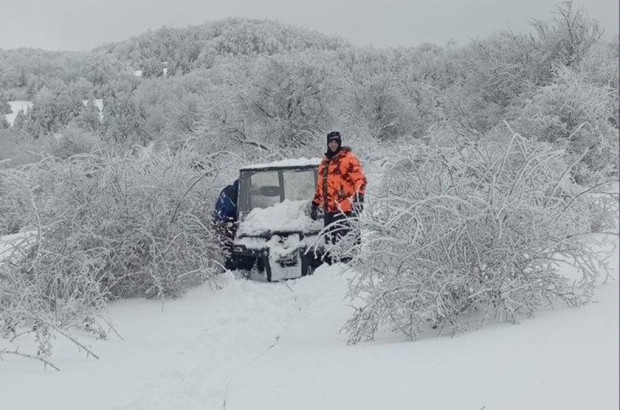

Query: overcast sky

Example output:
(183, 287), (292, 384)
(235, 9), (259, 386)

(0, 0), (617, 51)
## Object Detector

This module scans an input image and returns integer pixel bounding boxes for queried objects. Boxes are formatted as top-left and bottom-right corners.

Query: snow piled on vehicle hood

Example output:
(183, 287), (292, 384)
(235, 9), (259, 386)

(237, 199), (321, 236)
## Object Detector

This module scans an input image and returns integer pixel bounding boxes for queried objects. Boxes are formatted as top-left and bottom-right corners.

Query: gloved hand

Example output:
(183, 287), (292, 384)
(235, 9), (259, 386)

(310, 203), (319, 220)
(352, 193), (364, 216)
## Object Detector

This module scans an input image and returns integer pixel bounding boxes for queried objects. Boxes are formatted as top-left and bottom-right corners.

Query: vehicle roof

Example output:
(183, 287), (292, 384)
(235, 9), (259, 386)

(240, 157), (321, 171)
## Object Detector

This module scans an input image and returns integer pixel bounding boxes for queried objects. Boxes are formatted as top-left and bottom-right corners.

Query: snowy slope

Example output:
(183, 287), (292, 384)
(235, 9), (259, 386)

(0, 238), (617, 410)
(228, 269), (619, 410)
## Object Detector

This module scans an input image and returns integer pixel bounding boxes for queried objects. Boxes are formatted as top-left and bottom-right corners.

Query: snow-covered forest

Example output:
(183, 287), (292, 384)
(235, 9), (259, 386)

(0, 2), (618, 409)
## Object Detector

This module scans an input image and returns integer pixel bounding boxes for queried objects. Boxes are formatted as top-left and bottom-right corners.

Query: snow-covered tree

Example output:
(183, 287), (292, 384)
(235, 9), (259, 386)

(242, 52), (341, 149)
(101, 90), (150, 146)
(0, 93), (11, 115)
(11, 109), (27, 130)
(531, 1), (603, 69)
(75, 99), (102, 132)
(17, 88), (83, 138)
(509, 66), (618, 183)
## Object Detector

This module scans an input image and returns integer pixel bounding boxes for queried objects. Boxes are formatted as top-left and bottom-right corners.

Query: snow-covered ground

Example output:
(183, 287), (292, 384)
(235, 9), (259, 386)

(0, 232), (617, 410)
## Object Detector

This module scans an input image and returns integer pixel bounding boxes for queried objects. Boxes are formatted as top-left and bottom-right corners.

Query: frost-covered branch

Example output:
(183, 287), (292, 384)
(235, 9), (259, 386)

(343, 133), (618, 343)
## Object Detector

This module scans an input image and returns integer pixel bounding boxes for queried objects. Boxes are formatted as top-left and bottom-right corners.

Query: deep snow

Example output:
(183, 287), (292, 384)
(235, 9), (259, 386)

(0, 233), (617, 410)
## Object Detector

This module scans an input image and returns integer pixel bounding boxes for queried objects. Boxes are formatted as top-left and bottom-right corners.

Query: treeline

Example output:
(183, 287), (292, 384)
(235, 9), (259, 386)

(95, 17), (349, 75)
(0, 18), (348, 101)
(0, 48), (129, 100)
(2, 3), (618, 182)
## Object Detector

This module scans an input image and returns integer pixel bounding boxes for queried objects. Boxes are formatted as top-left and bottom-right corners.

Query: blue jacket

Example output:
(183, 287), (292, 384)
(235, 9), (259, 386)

(213, 180), (238, 223)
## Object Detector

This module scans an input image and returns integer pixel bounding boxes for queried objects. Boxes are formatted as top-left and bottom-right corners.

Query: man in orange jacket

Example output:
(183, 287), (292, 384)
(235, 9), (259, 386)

(310, 131), (367, 263)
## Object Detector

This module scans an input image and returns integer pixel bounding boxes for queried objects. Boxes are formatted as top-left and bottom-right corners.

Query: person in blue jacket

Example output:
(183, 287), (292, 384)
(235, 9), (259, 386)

(214, 180), (239, 224)
(213, 180), (239, 269)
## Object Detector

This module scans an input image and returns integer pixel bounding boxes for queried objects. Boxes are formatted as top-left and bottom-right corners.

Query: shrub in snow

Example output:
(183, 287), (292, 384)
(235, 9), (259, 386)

(576, 37), (620, 93)
(344, 133), (618, 343)
(48, 127), (101, 160)
(0, 94), (10, 115)
(510, 66), (619, 184)
(0, 170), (32, 234)
(0, 116), (9, 130)
(0, 146), (222, 354)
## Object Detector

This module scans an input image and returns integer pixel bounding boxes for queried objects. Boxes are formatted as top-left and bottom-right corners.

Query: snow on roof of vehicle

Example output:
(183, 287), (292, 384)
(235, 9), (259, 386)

(240, 157), (321, 171)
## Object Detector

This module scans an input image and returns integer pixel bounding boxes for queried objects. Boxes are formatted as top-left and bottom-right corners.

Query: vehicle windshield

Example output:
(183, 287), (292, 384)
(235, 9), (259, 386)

(238, 167), (317, 220)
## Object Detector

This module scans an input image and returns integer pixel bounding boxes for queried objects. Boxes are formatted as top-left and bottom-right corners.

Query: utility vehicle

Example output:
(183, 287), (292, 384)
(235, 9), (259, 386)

(231, 158), (324, 281)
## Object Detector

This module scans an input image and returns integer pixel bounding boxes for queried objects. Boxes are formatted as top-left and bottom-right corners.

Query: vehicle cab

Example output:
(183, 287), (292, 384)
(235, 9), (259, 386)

(231, 157), (324, 281)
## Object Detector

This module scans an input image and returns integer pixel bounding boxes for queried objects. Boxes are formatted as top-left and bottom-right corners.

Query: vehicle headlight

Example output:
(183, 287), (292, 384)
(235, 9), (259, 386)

(233, 245), (246, 253)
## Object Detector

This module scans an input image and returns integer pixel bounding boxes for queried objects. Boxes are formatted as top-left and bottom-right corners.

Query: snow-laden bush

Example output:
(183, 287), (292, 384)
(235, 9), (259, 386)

(0, 170), (32, 235)
(509, 66), (618, 184)
(48, 127), (102, 160)
(343, 133), (618, 343)
(576, 37), (619, 94)
(0, 146), (222, 355)
(530, 1), (603, 69)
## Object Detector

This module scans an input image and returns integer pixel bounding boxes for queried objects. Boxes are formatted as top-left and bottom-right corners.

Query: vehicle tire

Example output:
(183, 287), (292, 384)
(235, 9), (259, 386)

(224, 257), (236, 271)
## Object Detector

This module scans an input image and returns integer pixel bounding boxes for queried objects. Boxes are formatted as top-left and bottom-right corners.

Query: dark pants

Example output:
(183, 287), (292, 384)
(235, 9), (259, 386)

(214, 221), (237, 269)
(323, 212), (353, 264)
(323, 212), (352, 244)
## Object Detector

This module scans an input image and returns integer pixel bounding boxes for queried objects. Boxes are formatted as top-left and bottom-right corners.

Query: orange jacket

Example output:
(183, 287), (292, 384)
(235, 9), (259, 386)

(312, 147), (367, 214)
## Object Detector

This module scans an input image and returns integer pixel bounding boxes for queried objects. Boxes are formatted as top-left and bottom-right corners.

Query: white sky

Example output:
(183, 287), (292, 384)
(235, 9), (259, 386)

(0, 0), (617, 51)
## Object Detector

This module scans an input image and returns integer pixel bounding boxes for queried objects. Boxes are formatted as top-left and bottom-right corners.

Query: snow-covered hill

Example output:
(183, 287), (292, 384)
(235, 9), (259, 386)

(0, 233), (617, 410)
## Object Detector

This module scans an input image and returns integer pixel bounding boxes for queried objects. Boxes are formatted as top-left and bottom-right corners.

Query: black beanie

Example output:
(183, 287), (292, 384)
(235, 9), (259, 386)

(327, 131), (341, 145)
